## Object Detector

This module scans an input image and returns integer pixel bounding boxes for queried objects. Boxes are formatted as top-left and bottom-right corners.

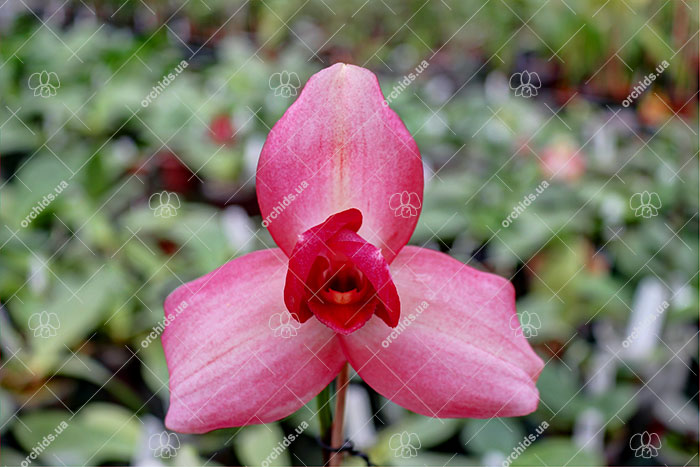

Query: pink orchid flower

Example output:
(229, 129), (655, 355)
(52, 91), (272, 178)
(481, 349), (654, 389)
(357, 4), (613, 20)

(162, 63), (543, 433)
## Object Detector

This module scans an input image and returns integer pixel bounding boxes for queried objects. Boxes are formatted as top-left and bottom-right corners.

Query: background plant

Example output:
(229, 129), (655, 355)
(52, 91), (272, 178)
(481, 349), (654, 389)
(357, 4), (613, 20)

(0, 1), (698, 466)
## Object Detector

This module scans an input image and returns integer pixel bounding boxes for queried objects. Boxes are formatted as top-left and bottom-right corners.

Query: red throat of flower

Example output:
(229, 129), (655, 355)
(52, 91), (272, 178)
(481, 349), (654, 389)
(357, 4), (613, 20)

(283, 209), (400, 334)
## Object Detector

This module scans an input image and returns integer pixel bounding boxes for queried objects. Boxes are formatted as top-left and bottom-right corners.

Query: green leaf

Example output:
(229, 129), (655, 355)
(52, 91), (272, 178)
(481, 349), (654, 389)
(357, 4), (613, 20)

(370, 415), (461, 464)
(461, 418), (525, 455)
(510, 438), (603, 466)
(17, 263), (127, 376)
(232, 424), (291, 467)
(13, 404), (140, 465)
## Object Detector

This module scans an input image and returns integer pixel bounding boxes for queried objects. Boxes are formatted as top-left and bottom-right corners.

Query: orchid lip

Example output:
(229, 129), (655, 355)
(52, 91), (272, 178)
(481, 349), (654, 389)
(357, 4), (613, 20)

(284, 208), (401, 334)
(312, 256), (370, 306)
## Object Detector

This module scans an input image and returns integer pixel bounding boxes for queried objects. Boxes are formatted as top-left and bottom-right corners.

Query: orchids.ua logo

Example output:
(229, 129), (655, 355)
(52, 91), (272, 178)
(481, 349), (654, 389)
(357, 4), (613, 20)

(28, 311), (60, 338)
(28, 70), (60, 97)
(501, 180), (549, 228)
(622, 60), (669, 107)
(269, 71), (301, 98)
(389, 191), (421, 218)
(502, 421), (548, 467)
(20, 180), (69, 228)
(269, 312), (301, 338)
(389, 431), (421, 458)
(141, 300), (188, 348)
(261, 420), (308, 467)
(510, 310), (541, 338)
(383, 59), (429, 106)
(630, 431), (661, 458)
(622, 300), (669, 349)
(150, 431), (180, 458)
(630, 191), (661, 218)
(20, 420), (68, 467)
(140, 60), (188, 108)
(149, 191), (181, 218)
(509, 71), (541, 98)
(261, 180), (308, 227)
(381, 301), (428, 348)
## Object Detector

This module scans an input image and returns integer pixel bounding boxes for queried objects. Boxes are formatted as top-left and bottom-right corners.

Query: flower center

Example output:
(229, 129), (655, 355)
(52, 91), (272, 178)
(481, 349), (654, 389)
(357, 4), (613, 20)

(283, 208), (401, 334)
(310, 255), (370, 306)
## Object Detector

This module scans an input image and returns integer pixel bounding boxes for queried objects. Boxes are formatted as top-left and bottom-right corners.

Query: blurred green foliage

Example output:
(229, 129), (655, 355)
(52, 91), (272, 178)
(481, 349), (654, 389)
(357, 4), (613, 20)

(0, 1), (698, 466)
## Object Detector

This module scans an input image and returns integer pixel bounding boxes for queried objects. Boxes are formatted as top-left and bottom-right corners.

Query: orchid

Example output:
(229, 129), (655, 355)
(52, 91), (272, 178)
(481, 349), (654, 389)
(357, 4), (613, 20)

(162, 63), (543, 437)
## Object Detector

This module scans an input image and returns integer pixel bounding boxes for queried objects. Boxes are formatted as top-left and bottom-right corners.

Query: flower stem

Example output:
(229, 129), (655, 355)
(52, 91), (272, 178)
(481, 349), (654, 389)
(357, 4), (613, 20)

(317, 384), (333, 464)
(329, 362), (349, 467)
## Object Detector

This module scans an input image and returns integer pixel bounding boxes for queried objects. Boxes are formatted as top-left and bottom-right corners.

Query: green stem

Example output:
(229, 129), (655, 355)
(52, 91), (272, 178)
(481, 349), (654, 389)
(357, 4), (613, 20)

(329, 363), (349, 467)
(317, 384), (333, 464)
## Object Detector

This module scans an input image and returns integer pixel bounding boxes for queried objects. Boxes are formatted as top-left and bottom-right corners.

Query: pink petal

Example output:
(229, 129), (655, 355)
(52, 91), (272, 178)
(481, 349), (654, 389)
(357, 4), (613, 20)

(338, 246), (543, 418)
(257, 63), (423, 262)
(163, 249), (346, 433)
